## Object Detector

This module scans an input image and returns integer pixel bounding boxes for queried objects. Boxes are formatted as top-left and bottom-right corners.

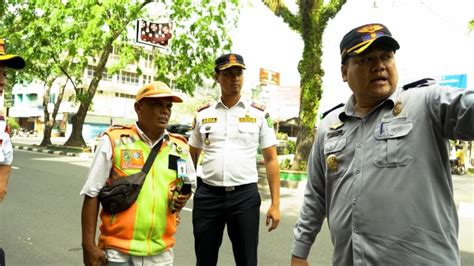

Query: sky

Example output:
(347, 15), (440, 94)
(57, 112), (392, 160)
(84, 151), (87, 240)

(230, 0), (474, 115)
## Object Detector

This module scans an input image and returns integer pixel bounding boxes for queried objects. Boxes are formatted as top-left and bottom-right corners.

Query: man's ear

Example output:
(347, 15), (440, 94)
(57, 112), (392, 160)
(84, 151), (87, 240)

(341, 64), (348, 82)
(134, 102), (140, 113)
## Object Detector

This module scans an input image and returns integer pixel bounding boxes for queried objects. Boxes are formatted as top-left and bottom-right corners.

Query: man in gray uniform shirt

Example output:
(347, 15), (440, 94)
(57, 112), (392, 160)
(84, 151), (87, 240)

(291, 23), (473, 265)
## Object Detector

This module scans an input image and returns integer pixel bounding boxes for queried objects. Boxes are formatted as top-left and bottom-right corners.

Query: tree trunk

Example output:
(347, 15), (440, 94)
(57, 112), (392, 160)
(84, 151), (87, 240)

(40, 120), (53, 147)
(64, 41), (114, 147)
(40, 79), (66, 147)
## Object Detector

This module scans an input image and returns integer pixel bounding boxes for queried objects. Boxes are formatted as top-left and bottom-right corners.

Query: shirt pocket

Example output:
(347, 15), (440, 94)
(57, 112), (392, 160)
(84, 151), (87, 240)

(237, 122), (259, 145)
(323, 137), (347, 179)
(199, 124), (222, 146)
(373, 119), (413, 168)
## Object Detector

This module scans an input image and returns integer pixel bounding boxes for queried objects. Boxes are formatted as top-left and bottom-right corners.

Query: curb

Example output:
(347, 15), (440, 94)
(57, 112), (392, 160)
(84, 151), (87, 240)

(13, 145), (89, 158)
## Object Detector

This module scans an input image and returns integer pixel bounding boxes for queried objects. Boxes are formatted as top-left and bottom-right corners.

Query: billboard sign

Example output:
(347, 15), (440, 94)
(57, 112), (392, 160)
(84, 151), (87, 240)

(437, 74), (467, 89)
(136, 19), (173, 49)
(259, 68), (280, 86)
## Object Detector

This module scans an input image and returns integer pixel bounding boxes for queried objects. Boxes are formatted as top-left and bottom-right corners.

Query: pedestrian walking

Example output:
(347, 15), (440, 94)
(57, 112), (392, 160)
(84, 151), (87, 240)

(81, 81), (195, 266)
(291, 23), (474, 265)
(189, 53), (281, 266)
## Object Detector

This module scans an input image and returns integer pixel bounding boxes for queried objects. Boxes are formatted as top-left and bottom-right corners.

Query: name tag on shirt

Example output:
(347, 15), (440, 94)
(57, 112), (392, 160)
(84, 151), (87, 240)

(239, 117), (256, 123)
(120, 149), (144, 169)
(202, 118), (217, 124)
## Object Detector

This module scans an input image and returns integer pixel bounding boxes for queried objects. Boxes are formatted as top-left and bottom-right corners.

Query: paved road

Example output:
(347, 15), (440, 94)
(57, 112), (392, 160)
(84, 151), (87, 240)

(1, 147), (473, 265)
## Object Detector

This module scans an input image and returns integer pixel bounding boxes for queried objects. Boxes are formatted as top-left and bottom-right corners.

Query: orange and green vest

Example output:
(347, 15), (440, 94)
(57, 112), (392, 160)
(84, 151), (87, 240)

(98, 125), (188, 256)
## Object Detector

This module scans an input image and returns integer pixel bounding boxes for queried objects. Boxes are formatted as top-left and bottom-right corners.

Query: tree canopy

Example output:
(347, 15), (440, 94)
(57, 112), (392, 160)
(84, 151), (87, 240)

(1, 0), (240, 146)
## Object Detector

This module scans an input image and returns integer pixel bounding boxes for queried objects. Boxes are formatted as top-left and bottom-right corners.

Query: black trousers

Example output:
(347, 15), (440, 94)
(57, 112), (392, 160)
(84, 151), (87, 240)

(0, 248), (5, 266)
(193, 182), (261, 266)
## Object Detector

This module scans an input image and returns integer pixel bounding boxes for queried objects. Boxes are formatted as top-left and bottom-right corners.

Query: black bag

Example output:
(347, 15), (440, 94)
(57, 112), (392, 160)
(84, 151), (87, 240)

(98, 172), (145, 214)
(99, 139), (162, 214)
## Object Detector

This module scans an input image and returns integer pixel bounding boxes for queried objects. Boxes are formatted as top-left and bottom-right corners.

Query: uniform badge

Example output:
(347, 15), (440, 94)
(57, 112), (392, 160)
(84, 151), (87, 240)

(202, 118), (217, 124)
(265, 113), (273, 128)
(329, 121), (344, 130)
(392, 101), (402, 116)
(120, 149), (144, 169)
(239, 116), (256, 123)
(326, 154), (338, 171)
(176, 145), (183, 154)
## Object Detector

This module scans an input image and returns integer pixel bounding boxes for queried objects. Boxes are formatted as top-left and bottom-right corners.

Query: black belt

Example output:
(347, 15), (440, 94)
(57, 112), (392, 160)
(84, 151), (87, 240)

(200, 182), (256, 192)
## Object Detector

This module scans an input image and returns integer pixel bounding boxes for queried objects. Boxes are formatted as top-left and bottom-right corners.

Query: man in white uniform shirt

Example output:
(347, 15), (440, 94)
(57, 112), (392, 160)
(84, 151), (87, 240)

(0, 37), (26, 265)
(0, 38), (25, 202)
(189, 53), (280, 266)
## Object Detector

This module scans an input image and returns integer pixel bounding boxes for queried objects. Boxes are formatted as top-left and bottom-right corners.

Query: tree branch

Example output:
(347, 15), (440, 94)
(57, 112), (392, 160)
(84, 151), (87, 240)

(262, 0), (301, 33)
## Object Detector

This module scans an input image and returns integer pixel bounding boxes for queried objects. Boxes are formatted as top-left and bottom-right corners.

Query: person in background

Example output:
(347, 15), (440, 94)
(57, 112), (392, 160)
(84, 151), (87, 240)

(291, 23), (474, 265)
(189, 53), (280, 266)
(81, 81), (195, 266)
(0, 37), (26, 266)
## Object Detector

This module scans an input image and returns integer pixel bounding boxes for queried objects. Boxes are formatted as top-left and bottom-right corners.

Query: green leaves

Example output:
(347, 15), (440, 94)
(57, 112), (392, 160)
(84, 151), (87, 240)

(1, 0), (241, 146)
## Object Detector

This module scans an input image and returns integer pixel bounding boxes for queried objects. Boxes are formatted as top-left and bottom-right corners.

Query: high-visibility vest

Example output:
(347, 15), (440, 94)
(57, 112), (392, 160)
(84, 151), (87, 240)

(98, 125), (188, 256)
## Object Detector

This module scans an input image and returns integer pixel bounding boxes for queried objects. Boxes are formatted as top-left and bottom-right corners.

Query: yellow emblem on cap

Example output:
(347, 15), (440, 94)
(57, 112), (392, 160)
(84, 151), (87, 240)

(229, 54), (237, 64)
(329, 121), (344, 130)
(326, 154), (338, 171)
(357, 24), (384, 34)
(392, 101), (402, 116)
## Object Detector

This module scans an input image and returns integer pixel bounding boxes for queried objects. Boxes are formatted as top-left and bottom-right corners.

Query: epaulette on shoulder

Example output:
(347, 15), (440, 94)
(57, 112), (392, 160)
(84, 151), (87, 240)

(251, 102), (266, 112)
(106, 124), (133, 132)
(321, 103), (344, 119)
(197, 103), (211, 112)
(402, 78), (436, 90)
(169, 132), (188, 144)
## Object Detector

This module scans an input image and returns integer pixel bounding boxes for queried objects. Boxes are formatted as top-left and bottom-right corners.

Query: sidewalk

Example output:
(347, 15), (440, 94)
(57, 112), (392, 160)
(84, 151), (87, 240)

(11, 135), (92, 158)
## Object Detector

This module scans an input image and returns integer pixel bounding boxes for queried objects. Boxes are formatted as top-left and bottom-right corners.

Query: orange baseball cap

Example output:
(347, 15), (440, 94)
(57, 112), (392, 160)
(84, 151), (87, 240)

(135, 81), (183, 103)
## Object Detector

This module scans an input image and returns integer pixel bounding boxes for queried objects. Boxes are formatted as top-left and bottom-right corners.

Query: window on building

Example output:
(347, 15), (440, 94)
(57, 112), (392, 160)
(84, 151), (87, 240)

(142, 74), (153, 85)
(87, 65), (95, 78)
(144, 53), (154, 69)
(120, 71), (139, 85)
(49, 93), (56, 103)
(27, 93), (38, 105)
(114, 92), (134, 99)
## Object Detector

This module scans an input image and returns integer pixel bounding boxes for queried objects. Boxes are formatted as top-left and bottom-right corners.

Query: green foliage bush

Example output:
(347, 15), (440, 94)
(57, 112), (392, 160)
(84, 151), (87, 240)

(7, 117), (20, 132)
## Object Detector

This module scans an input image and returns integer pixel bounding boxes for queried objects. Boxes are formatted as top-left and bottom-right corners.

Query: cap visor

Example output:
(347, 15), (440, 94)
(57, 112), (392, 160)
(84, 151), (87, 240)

(137, 94), (183, 103)
(218, 63), (246, 71)
(0, 55), (25, 69)
(352, 36), (400, 56)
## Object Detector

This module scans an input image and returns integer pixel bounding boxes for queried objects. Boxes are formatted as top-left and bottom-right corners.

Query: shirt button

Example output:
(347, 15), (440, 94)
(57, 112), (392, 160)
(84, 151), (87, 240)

(390, 131), (395, 136)
(352, 199), (357, 205)
(356, 143), (362, 148)
(361, 118), (366, 123)
(354, 227), (360, 234)
(355, 169), (360, 174)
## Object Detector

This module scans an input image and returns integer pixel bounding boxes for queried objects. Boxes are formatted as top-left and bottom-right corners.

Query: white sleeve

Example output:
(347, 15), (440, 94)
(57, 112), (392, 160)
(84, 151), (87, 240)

(80, 135), (113, 197)
(0, 132), (13, 165)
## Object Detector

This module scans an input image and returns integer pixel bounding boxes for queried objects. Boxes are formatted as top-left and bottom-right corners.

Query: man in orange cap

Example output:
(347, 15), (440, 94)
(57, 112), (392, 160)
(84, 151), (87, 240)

(81, 81), (196, 265)
(0, 37), (25, 266)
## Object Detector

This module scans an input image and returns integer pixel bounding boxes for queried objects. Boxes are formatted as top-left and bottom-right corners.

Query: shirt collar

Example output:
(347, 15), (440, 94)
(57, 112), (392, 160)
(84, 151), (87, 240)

(216, 97), (246, 110)
(339, 89), (398, 121)
(135, 122), (169, 147)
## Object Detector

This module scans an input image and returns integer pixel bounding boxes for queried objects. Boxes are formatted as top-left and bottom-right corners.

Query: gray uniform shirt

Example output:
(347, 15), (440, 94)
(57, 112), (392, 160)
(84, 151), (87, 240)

(293, 81), (474, 265)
